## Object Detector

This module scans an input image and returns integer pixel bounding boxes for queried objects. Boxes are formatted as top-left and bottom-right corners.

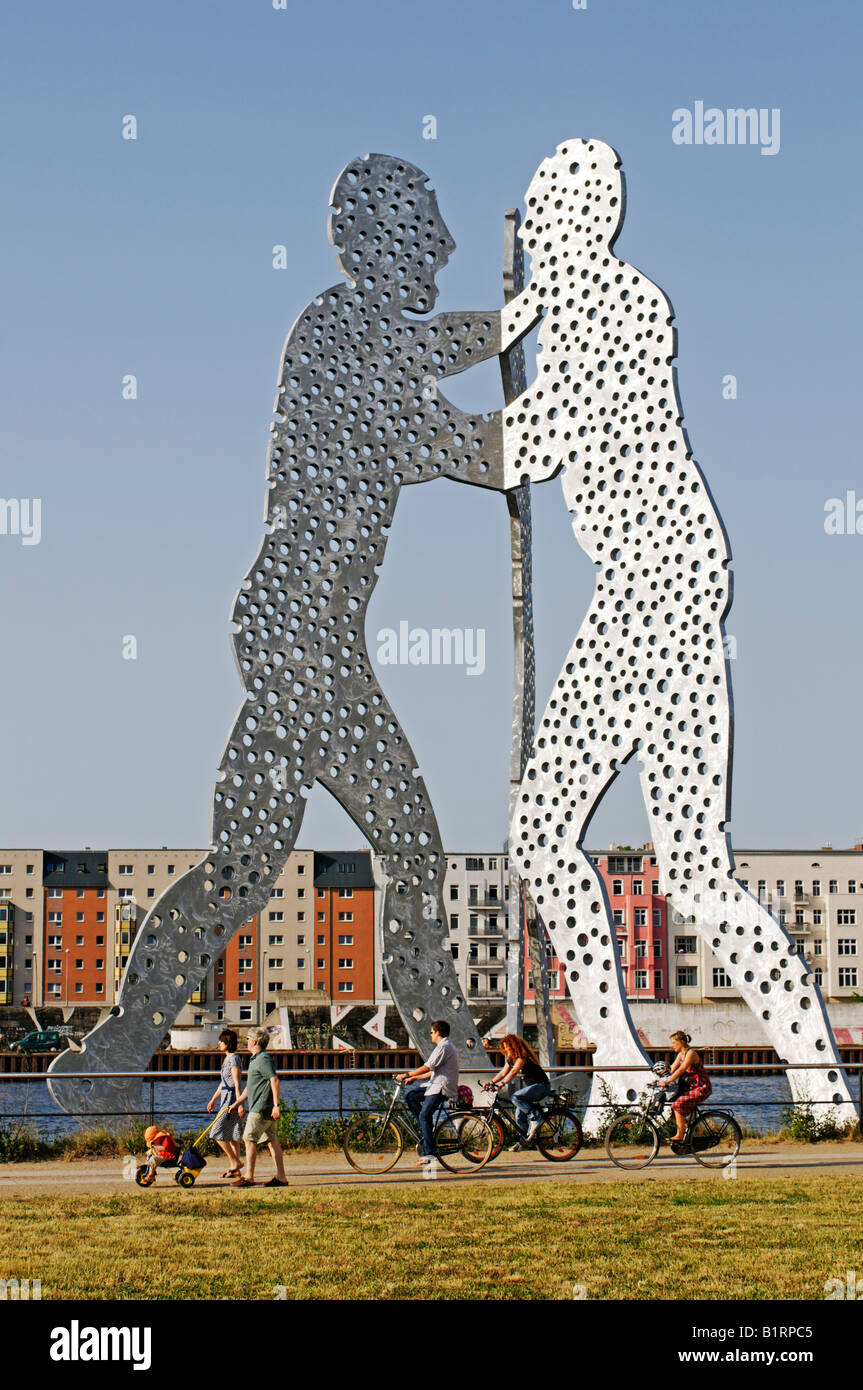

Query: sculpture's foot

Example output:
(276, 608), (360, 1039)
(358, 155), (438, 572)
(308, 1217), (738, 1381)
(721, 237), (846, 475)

(785, 1065), (857, 1128)
(47, 1018), (147, 1129)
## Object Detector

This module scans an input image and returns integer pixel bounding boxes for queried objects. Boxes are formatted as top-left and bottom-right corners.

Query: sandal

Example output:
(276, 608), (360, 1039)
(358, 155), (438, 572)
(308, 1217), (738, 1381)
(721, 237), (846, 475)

(222, 1168), (242, 1178)
(230, 1176), (257, 1187)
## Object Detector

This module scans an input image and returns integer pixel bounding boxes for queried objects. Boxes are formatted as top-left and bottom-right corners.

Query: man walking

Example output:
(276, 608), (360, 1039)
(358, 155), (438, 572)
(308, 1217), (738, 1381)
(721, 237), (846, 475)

(397, 1020), (459, 1165)
(229, 1028), (288, 1188)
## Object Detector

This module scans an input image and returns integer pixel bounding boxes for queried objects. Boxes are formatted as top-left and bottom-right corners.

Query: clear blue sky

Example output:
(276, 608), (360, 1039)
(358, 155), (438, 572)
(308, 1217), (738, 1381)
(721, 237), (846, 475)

(2, 0), (861, 853)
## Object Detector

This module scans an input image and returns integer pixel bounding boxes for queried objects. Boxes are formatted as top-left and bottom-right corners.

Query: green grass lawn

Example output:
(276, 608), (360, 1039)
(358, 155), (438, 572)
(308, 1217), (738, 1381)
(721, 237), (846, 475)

(1, 1175), (861, 1300)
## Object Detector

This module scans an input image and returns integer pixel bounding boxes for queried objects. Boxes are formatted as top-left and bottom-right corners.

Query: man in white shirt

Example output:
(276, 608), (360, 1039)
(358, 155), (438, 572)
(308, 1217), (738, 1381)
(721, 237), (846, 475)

(397, 1020), (459, 1161)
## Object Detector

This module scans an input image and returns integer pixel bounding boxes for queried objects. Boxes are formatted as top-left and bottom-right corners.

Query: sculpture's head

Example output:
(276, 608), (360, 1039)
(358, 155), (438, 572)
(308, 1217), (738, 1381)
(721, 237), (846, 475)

(519, 138), (625, 266)
(329, 155), (455, 313)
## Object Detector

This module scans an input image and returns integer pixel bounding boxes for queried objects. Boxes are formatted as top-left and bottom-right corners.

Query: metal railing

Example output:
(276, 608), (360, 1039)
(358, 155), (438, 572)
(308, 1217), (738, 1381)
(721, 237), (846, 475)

(0, 1061), (860, 1128)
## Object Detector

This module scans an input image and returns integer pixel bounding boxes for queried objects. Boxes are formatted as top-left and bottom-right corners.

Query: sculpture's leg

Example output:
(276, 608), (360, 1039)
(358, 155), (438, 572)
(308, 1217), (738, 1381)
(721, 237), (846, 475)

(638, 708), (856, 1122)
(512, 638), (652, 1114)
(49, 724), (312, 1121)
(319, 674), (484, 1065)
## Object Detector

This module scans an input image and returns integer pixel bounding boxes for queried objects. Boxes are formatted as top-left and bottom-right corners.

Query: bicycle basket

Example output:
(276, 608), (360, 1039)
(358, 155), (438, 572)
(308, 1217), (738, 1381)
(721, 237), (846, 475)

(554, 1088), (576, 1106)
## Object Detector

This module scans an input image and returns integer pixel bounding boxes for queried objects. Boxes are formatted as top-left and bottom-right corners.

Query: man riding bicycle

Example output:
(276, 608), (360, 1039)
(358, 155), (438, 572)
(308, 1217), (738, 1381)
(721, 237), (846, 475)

(396, 1020), (459, 1166)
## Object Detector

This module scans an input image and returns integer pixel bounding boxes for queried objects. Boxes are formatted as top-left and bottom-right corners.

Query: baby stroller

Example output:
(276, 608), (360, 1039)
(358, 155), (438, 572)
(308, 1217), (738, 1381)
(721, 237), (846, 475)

(135, 1104), (231, 1189)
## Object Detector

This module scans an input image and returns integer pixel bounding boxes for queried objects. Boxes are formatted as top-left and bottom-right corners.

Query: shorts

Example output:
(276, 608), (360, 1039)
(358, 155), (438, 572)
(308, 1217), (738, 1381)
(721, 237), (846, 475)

(243, 1111), (278, 1146)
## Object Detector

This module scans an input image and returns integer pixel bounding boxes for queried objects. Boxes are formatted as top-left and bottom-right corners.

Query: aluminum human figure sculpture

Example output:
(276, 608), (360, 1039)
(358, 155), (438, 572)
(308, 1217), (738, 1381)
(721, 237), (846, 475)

(50, 155), (506, 1118)
(501, 137), (854, 1117)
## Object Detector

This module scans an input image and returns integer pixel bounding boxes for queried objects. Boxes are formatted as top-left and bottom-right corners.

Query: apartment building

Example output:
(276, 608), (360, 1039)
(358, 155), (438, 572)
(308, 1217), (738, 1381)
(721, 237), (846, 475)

(42, 850), (109, 1005)
(0, 849), (42, 1005)
(672, 846), (863, 1005)
(594, 849), (669, 1002)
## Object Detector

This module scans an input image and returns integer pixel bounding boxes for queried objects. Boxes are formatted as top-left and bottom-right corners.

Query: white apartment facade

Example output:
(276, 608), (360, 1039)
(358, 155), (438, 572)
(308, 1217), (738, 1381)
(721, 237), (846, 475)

(667, 846), (863, 1005)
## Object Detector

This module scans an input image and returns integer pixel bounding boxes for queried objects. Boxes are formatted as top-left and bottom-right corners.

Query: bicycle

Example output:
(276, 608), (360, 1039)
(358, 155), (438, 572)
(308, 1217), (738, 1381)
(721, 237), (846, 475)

(476, 1084), (583, 1162)
(343, 1080), (495, 1175)
(604, 1078), (742, 1170)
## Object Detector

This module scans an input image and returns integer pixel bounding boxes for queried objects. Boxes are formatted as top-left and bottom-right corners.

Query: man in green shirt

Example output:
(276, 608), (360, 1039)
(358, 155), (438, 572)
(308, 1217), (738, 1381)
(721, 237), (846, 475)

(228, 1028), (288, 1187)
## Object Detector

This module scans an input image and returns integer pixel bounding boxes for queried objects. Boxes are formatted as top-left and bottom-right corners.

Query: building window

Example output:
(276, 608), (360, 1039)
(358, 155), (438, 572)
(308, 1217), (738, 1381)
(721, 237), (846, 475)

(633, 879), (643, 895)
(466, 858), (484, 872)
(48, 888), (62, 899)
(268, 935), (284, 946)
(317, 958), (325, 969)
(838, 968), (858, 988)
(239, 935), (253, 948)
(338, 958), (353, 969)
(271, 888), (284, 899)
(297, 864), (305, 874)
(652, 909), (661, 927)
(633, 970), (648, 990)
(118, 888), (134, 900)
(794, 881), (804, 898)
(338, 982), (354, 993)
(296, 959), (305, 969)
(776, 880), (785, 897)
(634, 941), (647, 959)
(814, 968), (824, 986)
(239, 1006), (252, 1021)
(317, 935), (325, 946)
(489, 974), (499, 993)
(713, 967), (731, 988)
(147, 865), (155, 875)
(269, 958), (283, 969)
(850, 881), (858, 895)
(612, 909), (625, 927)
(268, 982), (282, 993)
(269, 912), (284, 921)
(837, 910), (857, 926)
(653, 939), (662, 957)
(297, 888), (305, 899)
(653, 970), (663, 990)
(449, 913), (458, 933)
(829, 880), (838, 894)
(95, 983), (103, 994)
(812, 880), (821, 897)
(451, 944), (459, 960)
(838, 939), (858, 955)
(147, 889), (155, 898)
(677, 966), (698, 987)
(611, 879), (623, 896)
(546, 970), (559, 991)
(675, 935), (697, 954)
(238, 981), (252, 996)
(778, 909), (787, 925)
(338, 912), (353, 922)
(757, 881), (766, 899)
(96, 912), (104, 922)
(118, 864), (133, 875)
(634, 909), (646, 927)
(338, 888), (353, 899)
(338, 934), (353, 945)
(449, 885), (458, 900)
(812, 939), (824, 955)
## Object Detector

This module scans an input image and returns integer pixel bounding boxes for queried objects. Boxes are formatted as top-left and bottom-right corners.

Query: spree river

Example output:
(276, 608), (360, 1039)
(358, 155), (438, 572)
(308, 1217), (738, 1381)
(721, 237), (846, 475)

(0, 1072), (822, 1139)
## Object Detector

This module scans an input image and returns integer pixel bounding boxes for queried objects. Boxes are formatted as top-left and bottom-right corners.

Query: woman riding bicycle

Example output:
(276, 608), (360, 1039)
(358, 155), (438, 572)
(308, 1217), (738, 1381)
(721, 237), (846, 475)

(487, 1034), (552, 1145)
(663, 1030), (712, 1150)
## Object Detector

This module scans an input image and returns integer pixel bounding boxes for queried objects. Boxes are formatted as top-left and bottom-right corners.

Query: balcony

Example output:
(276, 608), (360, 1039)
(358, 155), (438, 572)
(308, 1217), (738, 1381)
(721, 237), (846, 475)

(467, 894), (506, 911)
(467, 958), (503, 969)
(468, 922), (505, 938)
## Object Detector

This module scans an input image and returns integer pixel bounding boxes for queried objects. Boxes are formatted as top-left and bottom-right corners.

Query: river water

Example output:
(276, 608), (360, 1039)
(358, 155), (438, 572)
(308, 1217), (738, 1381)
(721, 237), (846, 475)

(0, 1073), (814, 1139)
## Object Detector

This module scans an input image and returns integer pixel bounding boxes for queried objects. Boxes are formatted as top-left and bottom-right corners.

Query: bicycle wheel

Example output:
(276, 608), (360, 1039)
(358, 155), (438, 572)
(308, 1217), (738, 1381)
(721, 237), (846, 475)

(343, 1113), (403, 1174)
(433, 1112), (494, 1173)
(535, 1107), (583, 1162)
(688, 1111), (742, 1168)
(461, 1111), (505, 1163)
(605, 1111), (660, 1169)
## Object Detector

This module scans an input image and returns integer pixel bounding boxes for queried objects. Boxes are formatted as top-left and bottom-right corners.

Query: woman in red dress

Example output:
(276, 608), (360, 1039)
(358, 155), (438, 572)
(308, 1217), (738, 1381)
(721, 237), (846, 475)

(665, 1031), (712, 1148)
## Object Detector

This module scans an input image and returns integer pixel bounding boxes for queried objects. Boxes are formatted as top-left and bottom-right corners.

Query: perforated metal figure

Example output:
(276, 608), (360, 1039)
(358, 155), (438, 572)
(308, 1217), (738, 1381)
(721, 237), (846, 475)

(50, 155), (506, 1119)
(501, 137), (853, 1118)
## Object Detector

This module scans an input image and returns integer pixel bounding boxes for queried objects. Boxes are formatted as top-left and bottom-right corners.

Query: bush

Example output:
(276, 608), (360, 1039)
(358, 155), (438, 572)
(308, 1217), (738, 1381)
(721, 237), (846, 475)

(0, 1120), (49, 1162)
(779, 1100), (858, 1143)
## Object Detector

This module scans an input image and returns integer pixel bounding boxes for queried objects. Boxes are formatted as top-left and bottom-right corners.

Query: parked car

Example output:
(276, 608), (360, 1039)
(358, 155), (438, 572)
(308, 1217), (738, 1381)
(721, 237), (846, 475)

(8, 1029), (63, 1053)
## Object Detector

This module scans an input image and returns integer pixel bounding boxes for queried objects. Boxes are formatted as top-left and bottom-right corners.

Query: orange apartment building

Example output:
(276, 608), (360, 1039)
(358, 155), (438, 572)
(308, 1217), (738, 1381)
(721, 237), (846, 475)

(42, 851), (110, 1005)
(311, 852), (375, 1002)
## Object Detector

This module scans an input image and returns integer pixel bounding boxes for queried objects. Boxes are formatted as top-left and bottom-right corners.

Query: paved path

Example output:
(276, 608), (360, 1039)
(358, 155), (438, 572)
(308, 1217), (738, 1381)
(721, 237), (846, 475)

(1, 1143), (861, 1194)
